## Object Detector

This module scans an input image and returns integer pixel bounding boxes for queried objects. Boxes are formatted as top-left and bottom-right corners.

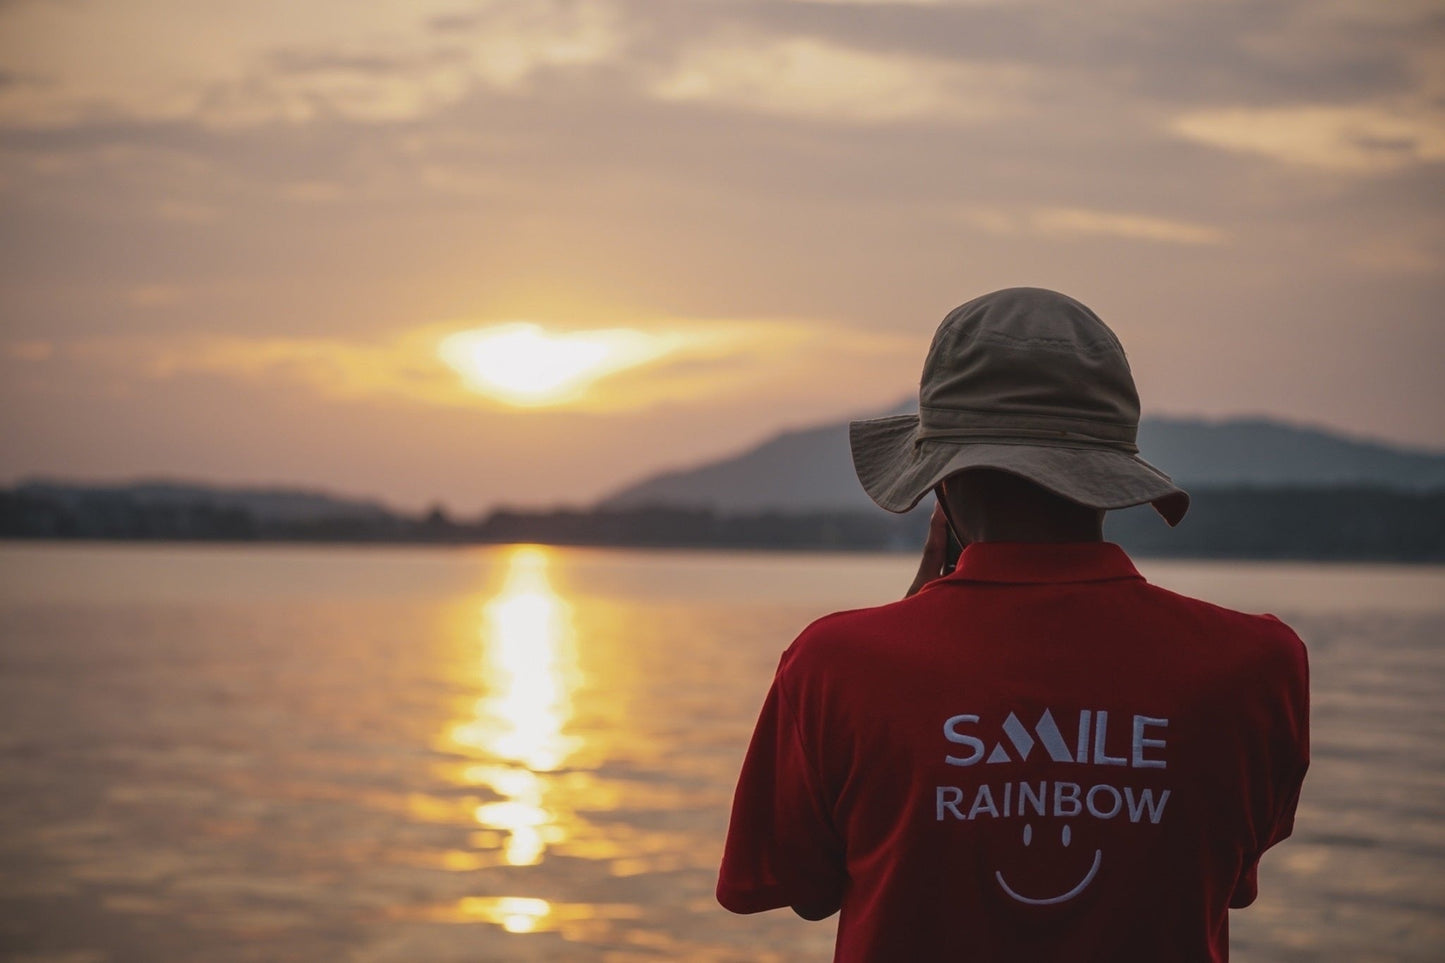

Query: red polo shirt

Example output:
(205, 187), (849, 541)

(718, 542), (1309, 962)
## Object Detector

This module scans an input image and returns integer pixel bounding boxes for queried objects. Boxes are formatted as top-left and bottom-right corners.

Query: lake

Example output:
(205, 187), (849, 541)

(0, 541), (1442, 962)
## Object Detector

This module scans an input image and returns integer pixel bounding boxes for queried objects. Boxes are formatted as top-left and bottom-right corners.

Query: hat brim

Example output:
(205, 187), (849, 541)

(850, 414), (1190, 526)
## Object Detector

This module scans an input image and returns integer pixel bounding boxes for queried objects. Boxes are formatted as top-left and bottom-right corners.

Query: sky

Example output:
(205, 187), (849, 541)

(1, 0), (1442, 514)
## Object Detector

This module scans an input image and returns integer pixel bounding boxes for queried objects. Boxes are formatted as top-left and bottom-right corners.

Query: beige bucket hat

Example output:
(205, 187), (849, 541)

(850, 287), (1190, 525)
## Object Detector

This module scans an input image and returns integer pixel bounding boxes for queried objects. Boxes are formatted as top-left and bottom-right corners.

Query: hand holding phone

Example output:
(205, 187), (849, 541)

(905, 495), (960, 598)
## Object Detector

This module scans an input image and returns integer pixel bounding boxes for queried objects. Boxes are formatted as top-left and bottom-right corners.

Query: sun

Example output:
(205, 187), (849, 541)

(437, 322), (670, 406)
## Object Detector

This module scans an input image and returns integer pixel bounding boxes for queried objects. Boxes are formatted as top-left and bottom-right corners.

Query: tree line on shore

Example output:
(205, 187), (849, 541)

(1, 484), (1442, 562)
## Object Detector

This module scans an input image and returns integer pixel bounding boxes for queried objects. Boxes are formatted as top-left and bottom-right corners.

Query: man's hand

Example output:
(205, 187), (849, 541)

(906, 503), (953, 598)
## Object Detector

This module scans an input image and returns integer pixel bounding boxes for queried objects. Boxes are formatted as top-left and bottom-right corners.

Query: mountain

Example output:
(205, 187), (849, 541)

(1135, 418), (1445, 489)
(601, 419), (875, 513)
(600, 405), (1445, 513)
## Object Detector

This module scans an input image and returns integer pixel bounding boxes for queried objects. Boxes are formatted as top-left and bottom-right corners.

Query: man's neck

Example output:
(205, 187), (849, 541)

(967, 516), (1105, 543)
(940, 477), (1106, 544)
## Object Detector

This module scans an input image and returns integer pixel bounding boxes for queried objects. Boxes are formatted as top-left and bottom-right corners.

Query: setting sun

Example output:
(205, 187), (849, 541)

(437, 323), (672, 407)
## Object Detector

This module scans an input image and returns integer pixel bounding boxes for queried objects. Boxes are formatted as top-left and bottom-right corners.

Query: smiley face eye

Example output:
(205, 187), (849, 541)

(1062, 824), (1072, 847)
(1023, 823), (1033, 846)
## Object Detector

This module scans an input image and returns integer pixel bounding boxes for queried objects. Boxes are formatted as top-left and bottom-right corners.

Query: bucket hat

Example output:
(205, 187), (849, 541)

(849, 287), (1190, 525)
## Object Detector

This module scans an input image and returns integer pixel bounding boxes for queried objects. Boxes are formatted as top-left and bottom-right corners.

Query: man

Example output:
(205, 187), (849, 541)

(716, 288), (1310, 961)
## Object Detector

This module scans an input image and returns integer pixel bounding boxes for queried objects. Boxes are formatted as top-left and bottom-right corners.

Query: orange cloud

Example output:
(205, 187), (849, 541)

(57, 319), (921, 415)
(1171, 104), (1445, 174)
(650, 36), (1031, 125)
(0, 0), (626, 130)
(963, 206), (1226, 246)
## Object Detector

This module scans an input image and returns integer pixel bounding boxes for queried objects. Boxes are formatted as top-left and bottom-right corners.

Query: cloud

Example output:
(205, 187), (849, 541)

(964, 206), (1227, 246)
(193, 54), (475, 128)
(1171, 104), (1445, 173)
(195, 5), (625, 128)
(52, 319), (920, 415)
(649, 36), (1029, 124)
(0, 0), (627, 129)
(1031, 208), (1226, 245)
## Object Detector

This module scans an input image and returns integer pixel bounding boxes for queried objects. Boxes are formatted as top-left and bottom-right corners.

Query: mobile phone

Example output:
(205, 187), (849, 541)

(945, 528), (963, 572)
(936, 489), (964, 572)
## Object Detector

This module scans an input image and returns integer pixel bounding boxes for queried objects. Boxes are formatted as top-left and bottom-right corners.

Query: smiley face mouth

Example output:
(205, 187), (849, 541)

(995, 849), (1102, 905)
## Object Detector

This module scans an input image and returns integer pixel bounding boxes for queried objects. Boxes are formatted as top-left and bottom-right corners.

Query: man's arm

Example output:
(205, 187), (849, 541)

(1230, 624), (1310, 907)
(717, 656), (846, 918)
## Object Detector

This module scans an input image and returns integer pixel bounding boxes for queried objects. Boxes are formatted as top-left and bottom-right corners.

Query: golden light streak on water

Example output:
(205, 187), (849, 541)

(481, 548), (576, 772)
(477, 895), (551, 934)
(399, 894), (647, 934)
(444, 545), (581, 872)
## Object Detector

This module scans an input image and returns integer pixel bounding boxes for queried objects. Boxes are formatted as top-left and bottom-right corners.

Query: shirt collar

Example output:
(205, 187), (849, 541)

(947, 541), (1143, 585)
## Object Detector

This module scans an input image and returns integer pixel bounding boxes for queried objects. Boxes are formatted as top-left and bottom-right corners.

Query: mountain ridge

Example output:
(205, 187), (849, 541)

(601, 405), (1445, 513)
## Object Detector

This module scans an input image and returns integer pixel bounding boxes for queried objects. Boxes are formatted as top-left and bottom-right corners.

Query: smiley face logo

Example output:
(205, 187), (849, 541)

(994, 822), (1102, 905)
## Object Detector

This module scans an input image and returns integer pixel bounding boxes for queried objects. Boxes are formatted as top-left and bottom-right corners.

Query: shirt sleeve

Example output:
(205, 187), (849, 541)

(716, 658), (847, 920)
(1230, 621), (1311, 908)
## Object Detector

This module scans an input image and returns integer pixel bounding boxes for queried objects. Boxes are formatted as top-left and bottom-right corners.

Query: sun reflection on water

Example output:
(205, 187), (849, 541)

(469, 895), (552, 934)
(445, 545), (581, 868)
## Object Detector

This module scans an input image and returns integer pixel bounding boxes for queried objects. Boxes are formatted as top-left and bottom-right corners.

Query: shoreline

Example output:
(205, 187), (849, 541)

(2, 533), (1443, 565)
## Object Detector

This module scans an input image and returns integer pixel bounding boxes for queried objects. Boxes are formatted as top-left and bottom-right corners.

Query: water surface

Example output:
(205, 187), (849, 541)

(0, 542), (1441, 961)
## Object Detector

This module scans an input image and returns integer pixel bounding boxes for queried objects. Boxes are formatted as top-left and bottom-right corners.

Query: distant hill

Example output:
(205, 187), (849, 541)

(602, 419), (874, 512)
(601, 405), (1445, 513)
(1136, 418), (1445, 488)
(12, 478), (397, 524)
